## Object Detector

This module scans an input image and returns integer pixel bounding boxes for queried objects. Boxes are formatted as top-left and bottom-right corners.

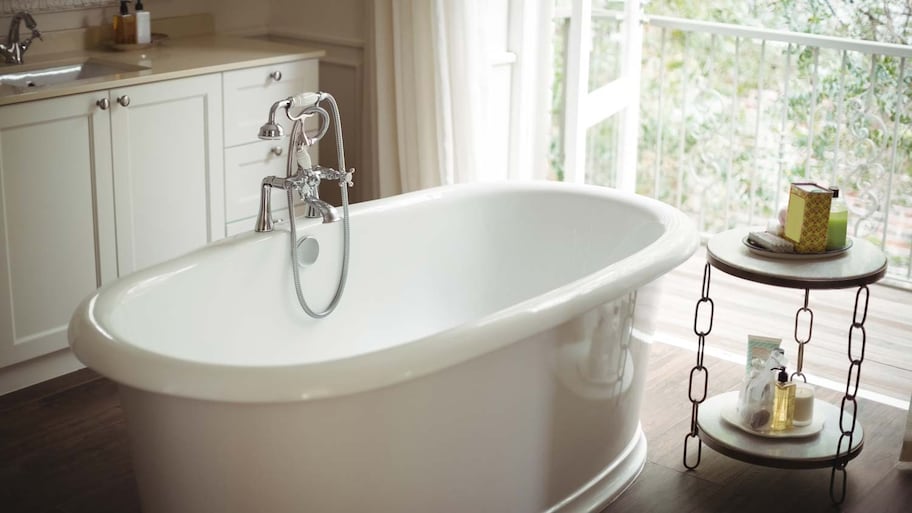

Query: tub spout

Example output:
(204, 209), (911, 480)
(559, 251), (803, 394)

(304, 196), (340, 224)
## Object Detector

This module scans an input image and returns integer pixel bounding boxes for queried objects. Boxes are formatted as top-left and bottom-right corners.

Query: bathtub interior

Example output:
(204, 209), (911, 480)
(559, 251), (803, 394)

(100, 185), (672, 367)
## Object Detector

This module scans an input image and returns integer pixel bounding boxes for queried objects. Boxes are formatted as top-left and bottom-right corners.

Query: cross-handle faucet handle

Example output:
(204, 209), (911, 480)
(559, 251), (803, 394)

(311, 166), (354, 187)
(340, 168), (355, 188)
(21, 29), (42, 49)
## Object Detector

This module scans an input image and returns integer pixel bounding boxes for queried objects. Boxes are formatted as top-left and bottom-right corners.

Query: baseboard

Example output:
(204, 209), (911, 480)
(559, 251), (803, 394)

(0, 349), (85, 397)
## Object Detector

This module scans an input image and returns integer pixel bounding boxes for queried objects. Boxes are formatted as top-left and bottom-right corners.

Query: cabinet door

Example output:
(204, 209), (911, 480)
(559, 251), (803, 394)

(110, 74), (225, 275)
(222, 59), (319, 148)
(0, 93), (117, 367)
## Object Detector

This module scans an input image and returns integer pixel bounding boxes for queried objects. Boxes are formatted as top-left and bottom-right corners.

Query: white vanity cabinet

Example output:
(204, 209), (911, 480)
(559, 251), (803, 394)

(0, 54), (320, 393)
(0, 75), (224, 380)
(107, 74), (225, 274)
(0, 92), (118, 370)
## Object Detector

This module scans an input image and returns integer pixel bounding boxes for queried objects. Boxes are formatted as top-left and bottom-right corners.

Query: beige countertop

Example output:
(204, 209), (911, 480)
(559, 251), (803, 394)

(0, 34), (325, 106)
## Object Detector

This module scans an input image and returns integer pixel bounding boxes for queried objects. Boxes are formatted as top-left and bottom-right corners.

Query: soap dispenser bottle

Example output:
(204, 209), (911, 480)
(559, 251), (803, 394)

(770, 366), (796, 431)
(135, 0), (151, 45)
(113, 0), (135, 44)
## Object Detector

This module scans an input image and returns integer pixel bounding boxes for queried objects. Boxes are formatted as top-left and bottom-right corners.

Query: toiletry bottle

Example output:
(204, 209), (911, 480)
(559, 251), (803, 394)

(113, 0), (136, 45)
(135, 0), (151, 45)
(770, 366), (796, 431)
(826, 186), (848, 250)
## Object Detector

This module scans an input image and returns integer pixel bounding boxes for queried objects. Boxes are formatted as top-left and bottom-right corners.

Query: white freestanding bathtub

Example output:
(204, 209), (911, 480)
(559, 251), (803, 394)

(69, 182), (697, 513)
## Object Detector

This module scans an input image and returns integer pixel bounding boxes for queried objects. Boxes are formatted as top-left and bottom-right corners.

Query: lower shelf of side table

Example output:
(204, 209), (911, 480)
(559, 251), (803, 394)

(697, 391), (864, 469)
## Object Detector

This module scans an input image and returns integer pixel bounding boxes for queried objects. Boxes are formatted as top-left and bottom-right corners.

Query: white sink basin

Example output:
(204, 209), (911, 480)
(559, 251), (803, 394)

(0, 59), (148, 89)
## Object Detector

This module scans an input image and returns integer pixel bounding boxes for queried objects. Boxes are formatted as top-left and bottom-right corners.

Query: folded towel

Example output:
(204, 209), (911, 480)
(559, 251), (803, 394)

(748, 231), (795, 253)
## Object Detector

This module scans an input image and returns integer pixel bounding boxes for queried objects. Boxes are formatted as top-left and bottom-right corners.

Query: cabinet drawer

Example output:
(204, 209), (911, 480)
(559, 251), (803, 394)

(223, 59), (319, 147)
(225, 139), (292, 222)
(224, 140), (316, 223)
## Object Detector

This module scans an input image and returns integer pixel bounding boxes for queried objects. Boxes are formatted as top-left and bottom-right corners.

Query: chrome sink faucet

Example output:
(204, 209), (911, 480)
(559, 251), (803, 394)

(1, 11), (42, 64)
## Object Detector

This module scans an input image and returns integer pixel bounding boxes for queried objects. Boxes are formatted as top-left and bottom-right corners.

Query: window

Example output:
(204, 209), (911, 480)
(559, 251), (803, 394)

(551, 0), (643, 190)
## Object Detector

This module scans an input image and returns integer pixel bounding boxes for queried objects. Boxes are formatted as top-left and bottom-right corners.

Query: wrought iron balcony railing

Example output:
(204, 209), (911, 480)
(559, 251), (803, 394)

(638, 16), (912, 286)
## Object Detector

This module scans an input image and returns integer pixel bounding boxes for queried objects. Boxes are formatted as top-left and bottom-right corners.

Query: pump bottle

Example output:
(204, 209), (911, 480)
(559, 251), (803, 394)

(113, 0), (135, 44)
(135, 0), (151, 45)
(770, 366), (796, 431)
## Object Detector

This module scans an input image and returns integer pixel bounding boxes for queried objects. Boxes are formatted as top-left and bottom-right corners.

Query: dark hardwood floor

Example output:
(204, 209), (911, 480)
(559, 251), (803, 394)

(605, 342), (912, 513)
(2, 341), (909, 512)
(0, 368), (139, 513)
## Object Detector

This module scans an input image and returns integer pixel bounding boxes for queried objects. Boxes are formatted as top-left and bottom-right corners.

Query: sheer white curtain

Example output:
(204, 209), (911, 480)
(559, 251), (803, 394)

(385, 0), (487, 192)
(372, 0), (553, 195)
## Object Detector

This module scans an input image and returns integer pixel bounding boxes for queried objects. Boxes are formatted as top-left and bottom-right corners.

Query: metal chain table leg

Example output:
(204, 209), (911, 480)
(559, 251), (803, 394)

(684, 263), (712, 470)
(792, 289), (813, 383)
(830, 285), (869, 504)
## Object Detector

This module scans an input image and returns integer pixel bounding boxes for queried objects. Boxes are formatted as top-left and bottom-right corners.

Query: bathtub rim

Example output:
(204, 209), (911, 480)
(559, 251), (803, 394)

(68, 181), (699, 403)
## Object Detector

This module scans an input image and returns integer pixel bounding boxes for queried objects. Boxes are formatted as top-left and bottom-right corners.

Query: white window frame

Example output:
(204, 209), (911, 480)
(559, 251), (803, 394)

(560, 0), (643, 191)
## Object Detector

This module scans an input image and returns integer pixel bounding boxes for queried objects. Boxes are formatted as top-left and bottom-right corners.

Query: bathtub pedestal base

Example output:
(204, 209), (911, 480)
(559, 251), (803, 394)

(548, 426), (648, 513)
(118, 324), (654, 513)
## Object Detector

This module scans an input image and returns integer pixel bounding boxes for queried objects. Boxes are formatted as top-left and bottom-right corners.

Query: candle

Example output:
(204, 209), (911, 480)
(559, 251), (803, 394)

(826, 209), (848, 250)
(793, 384), (815, 427)
(826, 188), (848, 250)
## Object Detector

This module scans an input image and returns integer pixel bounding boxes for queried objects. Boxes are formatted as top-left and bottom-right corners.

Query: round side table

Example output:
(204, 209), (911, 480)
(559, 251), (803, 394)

(682, 228), (887, 504)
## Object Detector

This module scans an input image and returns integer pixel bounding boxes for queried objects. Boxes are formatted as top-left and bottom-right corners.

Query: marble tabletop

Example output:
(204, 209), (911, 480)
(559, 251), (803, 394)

(706, 229), (887, 289)
(697, 391), (864, 469)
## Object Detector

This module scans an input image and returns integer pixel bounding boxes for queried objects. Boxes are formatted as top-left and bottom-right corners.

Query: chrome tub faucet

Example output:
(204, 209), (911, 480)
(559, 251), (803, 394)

(1, 11), (42, 65)
(256, 165), (347, 230)
(255, 92), (354, 232)
(252, 91), (354, 319)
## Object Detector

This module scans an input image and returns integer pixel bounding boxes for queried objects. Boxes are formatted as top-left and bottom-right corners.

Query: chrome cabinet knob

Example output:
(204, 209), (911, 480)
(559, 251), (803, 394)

(270, 70), (282, 81)
(271, 146), (283, 156)
(96, 98), (110, 110)
(117, 95), (131, 107)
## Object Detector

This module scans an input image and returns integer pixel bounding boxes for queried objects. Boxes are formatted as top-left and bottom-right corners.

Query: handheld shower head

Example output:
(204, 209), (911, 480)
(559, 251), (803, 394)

(257, 93), (329, 141)
(257, 98), (292, 140)
(257, 120), (284, 140)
